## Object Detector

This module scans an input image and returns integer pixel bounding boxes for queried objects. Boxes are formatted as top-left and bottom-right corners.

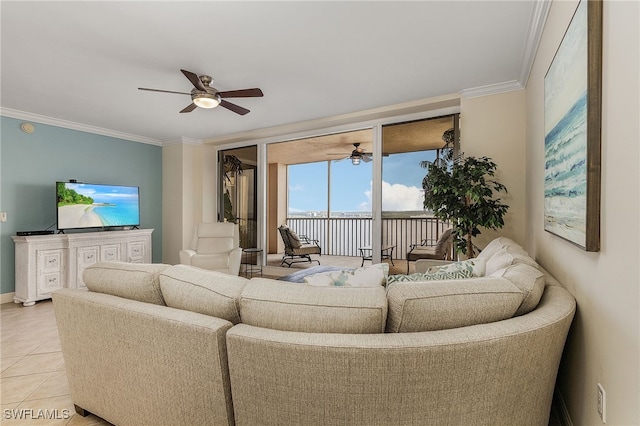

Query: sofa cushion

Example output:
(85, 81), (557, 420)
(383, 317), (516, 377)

(485, 246), (539, 275)
(386, 277), (525, 333)
(239, 278), (387, 333)
(83, 262), (170, 305)
(303, 263), (389, 287)
(159, 265), (248, 324)
(490, 263), (545, 316)
(425, 258), (486, 277)
(189, 254), (230, 271)
(386, 269), (473, 285)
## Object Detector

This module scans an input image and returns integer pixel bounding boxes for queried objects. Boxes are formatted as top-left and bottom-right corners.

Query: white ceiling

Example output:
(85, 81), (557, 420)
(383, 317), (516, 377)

(1, 1), (544, 146)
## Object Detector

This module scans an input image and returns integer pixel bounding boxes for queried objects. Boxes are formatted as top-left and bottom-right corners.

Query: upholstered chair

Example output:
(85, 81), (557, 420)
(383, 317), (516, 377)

(179, 222), (242, 275)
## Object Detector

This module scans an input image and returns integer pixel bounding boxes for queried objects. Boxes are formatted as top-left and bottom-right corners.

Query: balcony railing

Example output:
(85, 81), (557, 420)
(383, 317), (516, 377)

(286, 217), (449, 260)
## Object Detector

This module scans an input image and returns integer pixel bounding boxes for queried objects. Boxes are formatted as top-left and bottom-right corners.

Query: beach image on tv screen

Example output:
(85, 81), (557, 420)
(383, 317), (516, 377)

(57, 182), (140, 229)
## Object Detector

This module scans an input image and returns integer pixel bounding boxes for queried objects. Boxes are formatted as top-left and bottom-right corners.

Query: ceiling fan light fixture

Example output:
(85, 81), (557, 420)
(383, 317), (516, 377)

(193, 93), (220, 109)
(351, 156), (361, 165)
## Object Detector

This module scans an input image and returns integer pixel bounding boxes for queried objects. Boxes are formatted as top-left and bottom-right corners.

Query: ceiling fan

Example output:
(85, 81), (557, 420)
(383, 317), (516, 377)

(138, 69), (263, 115)
(329, 143), (373, 165)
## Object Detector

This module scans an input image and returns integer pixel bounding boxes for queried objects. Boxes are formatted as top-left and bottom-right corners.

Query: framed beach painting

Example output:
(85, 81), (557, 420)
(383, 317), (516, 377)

(544, 0), (602, 251)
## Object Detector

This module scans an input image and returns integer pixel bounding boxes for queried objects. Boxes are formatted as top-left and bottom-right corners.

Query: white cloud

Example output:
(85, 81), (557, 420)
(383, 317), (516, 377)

(289, 184), (304, 192)
(359, 181), (424, 211)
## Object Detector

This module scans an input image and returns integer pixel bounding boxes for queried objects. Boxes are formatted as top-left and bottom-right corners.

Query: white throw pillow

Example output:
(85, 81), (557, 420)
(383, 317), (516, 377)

(426, 258), (486, 277)
(304, 263), (389, 287)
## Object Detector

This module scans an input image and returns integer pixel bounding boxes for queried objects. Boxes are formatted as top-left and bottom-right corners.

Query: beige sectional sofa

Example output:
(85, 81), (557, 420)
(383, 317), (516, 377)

(52, 237), (576, 426)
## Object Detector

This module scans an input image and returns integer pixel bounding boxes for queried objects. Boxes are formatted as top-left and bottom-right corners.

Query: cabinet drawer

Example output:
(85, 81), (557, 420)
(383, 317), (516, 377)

(38, 250), (63, 273)
(128, 242), (145, 262)
(101, 244), (121, 262)
(38, 272), (63, 296)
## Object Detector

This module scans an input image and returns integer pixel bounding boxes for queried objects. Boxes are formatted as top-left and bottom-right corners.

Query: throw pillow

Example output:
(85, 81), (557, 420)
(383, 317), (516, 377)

(303, 263), (389, 287)
(485, 246), (539, 275)
(426, 258), (486, 277)
(386, 269), (473, 285)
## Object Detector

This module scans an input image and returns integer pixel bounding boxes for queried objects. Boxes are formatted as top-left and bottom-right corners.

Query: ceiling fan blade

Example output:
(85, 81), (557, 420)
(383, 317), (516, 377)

(180, 103), (197, 113)
(220, 100), (250, 115)
(138, 87), (191, 95)
(218, 88), (264, 98)
(181, 69), (205, 91)
(362, 155), (373, 163)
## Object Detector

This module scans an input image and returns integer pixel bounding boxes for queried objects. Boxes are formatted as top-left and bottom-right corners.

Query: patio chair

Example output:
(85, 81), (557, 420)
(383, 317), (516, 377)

(278, 225), (321, 267)
(406, 228), (454, 273)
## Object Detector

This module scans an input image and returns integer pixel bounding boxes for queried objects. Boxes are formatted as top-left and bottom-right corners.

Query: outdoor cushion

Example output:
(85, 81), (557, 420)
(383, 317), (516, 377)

(83, 261), (170, 305)
(239, 278), (387, 333)
(159, 265), (248, 324)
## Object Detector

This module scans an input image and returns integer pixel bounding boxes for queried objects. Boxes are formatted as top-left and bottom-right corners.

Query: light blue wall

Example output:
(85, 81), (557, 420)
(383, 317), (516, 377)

(0, 116), (163, 295)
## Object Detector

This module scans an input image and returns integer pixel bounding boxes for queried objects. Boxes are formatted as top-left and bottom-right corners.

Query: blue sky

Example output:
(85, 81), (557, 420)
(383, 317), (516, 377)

(288, 150), (436, 213)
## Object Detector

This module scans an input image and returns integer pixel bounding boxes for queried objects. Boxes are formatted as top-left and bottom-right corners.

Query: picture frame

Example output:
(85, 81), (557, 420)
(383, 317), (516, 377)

(544, 0), (602, 251)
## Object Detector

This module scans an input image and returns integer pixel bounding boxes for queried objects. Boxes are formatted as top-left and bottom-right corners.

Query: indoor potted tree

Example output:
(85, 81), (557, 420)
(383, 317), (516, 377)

(421, 155), (509, 258)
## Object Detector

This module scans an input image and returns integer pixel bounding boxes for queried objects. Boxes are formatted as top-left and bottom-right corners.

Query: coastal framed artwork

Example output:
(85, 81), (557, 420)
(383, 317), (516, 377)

(544, 0), (602, 251)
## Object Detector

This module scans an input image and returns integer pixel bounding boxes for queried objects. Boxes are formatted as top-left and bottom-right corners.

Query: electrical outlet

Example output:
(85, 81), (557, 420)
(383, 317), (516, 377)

(597, 383), (606, 423)
(0, 212), (7, 223)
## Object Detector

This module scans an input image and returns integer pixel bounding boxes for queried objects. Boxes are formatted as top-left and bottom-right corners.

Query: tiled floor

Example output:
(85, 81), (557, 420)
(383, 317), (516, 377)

(1, 300), (111, 425)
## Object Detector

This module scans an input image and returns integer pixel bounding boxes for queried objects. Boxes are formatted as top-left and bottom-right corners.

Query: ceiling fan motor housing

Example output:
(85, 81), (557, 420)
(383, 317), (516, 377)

(191, 76), (221, 108)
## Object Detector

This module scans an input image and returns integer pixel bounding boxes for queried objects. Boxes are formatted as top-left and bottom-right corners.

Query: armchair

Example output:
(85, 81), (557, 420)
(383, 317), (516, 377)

(179, 222), (242, 275)
(406, 228), (454, 273)
(278, 225), (321, 267)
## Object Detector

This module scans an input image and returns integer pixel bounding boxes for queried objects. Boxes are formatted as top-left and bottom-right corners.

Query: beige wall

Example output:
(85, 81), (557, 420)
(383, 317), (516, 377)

(162, 141), (206, 265)
(460, 90), (527, 250)
(267, 162), (287, 254)
(525, 1), (639, 424)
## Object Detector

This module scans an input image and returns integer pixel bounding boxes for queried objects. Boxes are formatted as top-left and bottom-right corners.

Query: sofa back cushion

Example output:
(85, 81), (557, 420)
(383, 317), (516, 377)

(239, 278), (387, 333)
(159, 265), (248, 324)
(490, 263), (546, 316)
(386, 277), (525, 333)
(83, 262), (170, 305)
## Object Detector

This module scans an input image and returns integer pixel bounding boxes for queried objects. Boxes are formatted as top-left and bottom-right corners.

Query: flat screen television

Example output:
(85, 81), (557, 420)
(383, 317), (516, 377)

(56, 182), (140, 231)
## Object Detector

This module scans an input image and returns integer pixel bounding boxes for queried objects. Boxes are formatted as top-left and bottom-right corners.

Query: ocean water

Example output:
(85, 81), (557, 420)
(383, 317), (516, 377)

(93, 201), (140, 227)
(544, 91), (587, 246)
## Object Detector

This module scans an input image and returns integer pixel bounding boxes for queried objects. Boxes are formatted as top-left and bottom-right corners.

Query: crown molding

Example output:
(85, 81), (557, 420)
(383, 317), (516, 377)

(459, 80), (525, 99)
(519, 0), (552, 86)
(459, 0), (550, 99)
(163, 137), (202, 146)
(0, 108), (164, 146)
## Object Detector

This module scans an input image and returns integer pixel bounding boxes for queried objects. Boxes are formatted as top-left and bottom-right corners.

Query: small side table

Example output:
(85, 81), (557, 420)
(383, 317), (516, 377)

(359, 245), (395, 267)
(242, 248), (263, 278)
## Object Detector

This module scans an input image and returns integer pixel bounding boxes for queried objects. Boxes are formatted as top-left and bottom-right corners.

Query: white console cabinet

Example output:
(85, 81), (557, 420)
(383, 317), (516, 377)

(12, 229), (153, 306)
